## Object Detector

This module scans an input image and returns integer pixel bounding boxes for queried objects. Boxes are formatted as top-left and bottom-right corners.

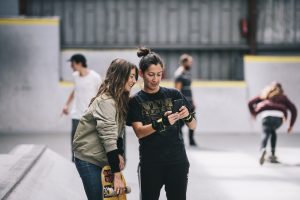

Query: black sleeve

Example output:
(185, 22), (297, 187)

(183, 95), (193, 112)
(117, 137), (124, 155)
(126, 97), (143, 126)
(106, 149), (120, 173)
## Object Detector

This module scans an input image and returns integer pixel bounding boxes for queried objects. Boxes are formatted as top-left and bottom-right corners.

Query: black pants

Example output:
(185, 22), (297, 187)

(71, 119), (80, 162)
(261, 116), (283, 154)
(138, 162), (189, 200)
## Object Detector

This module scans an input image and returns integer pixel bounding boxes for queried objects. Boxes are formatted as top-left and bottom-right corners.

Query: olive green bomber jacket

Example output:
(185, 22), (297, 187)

(73, 94), (125, 167)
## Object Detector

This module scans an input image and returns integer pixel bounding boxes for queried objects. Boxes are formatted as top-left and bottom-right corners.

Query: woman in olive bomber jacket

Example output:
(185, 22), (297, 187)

(73, 58), (138, 200)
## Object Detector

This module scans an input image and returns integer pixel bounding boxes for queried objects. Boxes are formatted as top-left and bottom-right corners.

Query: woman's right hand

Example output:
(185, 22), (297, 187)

(164, 111), (179, 125)
(113, 172), (126, 195)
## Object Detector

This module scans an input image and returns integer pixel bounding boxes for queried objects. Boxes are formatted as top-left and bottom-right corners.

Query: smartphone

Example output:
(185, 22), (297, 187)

(172, 99), (184, 113)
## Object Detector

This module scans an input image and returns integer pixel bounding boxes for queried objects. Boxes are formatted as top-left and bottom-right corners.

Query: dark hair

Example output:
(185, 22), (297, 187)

(69, 54), (87, 68)
(89, 58), (138, 122)
(137, 47), (164, 73)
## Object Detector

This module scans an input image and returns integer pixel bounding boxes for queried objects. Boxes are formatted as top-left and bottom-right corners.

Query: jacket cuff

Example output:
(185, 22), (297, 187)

(106, 149), (120, 173)
(117, 137), (124, 155)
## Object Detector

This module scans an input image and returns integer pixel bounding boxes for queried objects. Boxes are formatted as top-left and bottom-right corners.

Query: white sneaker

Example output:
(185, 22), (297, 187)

(269, 155), (280, 163)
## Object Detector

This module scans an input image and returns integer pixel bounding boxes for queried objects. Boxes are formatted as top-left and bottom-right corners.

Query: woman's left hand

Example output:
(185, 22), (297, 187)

(113, 172), (126, 195)
(178, 106), (189, 119)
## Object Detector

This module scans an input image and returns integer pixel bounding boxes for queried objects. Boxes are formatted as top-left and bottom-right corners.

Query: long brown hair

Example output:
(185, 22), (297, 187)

(89, 58), (138, 122)
(260, 81), (284, 100)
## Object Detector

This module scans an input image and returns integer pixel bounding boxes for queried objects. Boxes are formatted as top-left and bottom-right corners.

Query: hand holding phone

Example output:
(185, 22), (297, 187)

(172, 99), (184, 113)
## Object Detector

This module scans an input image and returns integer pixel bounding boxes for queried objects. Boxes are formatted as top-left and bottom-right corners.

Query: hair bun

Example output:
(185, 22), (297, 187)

(137, 47), (150, 58)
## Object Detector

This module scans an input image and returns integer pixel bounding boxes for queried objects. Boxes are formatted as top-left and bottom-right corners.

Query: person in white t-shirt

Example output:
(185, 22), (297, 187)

(62, 54), (101, 162)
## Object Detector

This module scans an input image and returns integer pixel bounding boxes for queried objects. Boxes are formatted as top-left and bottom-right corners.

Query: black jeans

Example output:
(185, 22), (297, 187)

(261, 116), (283, 153)
(138, 162), (190, 200)
(71, 119), (80, 162)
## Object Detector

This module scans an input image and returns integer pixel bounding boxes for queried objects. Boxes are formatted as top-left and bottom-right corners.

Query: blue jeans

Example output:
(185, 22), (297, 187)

(75, 158), (103, 200)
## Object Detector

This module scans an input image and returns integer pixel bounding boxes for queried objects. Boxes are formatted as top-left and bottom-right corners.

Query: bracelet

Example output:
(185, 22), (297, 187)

(151, 118), (164, 132)
(162, 115), (171, 126)
(152, 115), (170, 132)
(183, 114), (193, 123)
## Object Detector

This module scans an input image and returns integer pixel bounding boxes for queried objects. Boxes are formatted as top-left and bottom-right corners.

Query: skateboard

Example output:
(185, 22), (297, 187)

(101, 165), (131, 200)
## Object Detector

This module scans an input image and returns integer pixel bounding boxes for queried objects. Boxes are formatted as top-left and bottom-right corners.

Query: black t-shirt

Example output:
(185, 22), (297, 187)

(127, 87), (191, 166)
(175, 70), (193, 106)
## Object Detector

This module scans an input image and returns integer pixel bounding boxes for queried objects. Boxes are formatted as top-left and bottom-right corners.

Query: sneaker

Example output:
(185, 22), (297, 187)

(259, 149), (266, 165)
(269, 155), (280, 163)
(189, 140), (197, 146)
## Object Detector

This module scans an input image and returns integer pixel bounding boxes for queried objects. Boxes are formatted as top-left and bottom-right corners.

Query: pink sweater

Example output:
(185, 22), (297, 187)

(248, 94), (297, 127)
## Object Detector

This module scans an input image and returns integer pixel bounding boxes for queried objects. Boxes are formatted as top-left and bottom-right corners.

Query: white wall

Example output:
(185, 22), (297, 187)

(0, 20), (299, 134)
(244, 56), (300, 133)
(60, 49), (140, 82)
(0, 17), (69, 134)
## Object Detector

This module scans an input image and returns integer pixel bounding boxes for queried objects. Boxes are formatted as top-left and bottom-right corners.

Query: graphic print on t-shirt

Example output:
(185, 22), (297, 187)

(141, 98), (173, 126)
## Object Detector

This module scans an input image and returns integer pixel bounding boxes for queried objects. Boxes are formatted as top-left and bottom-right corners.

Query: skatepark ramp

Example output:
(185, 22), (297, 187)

(0, 144), (86, 200)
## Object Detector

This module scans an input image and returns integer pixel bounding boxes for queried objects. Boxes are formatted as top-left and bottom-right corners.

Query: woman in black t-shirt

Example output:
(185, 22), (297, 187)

(127, 47), (197, 200)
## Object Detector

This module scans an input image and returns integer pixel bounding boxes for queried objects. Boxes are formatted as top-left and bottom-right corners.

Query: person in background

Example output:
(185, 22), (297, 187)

(73, 58), (138, 199)
(127, 47), (196, 200)
(248, 81), (297, 165)
(61, 54), (101, 162)
(174, 54), (197, 146)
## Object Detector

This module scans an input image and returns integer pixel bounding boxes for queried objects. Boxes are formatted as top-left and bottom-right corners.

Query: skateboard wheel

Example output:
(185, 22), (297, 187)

(106, 186), (131, 197)
(126, 186), (131, 193)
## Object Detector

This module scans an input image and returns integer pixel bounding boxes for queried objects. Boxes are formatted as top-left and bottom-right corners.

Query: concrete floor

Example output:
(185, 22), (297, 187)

(1, 130), (300, 200)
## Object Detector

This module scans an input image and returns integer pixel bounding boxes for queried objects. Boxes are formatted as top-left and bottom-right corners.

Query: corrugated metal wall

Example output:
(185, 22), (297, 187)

(257, 0), (300, 45)
(158, 50), (244, 80)
(23, 0), (300, 80)
(137, 0), (248, 46)
(24, 0), (248, 47)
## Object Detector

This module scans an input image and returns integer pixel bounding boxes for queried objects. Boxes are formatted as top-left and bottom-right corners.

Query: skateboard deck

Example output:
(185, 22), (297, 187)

(101, 165), (130, 200)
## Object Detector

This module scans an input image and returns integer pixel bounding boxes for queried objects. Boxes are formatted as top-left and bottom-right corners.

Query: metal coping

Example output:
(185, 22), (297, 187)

(0, 18), (59, 25)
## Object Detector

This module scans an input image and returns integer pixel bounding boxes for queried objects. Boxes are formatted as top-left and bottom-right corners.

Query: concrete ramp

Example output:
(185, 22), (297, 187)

(0, 145), (86, 200)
